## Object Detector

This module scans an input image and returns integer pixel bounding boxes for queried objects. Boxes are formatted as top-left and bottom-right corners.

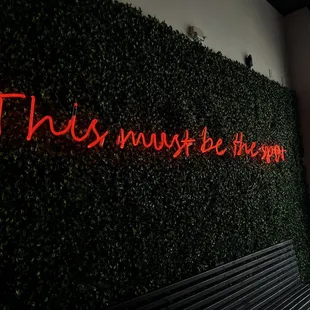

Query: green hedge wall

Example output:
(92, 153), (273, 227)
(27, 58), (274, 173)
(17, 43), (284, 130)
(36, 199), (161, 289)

(0, 0), (309, 309)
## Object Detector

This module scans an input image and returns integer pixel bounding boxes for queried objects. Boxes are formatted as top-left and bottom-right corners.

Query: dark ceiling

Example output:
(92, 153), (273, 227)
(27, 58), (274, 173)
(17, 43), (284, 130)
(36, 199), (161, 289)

(267, 0), (310, 16)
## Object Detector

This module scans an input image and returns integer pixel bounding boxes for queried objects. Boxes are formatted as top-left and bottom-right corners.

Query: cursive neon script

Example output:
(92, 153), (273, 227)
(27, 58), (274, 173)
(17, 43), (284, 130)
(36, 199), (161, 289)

(0, 93), (286, 163)
(116, 129), (195, 158)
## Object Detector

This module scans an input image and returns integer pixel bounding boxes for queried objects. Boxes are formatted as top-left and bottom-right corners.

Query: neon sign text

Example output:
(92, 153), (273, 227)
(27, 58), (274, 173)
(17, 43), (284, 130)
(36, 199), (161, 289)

(0, 93), (286, 164)
(26, 96), (109, 148)
(116, 129), (195, 158)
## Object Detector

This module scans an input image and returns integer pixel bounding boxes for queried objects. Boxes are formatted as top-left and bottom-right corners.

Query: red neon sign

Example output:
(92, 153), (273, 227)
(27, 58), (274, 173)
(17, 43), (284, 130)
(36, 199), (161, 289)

(0, 93), (286, 163)
(25, 96), (109, 148)
(116, 129), (195, 158)
(200, 127), (227, 156)
(232, 133), (285, 163)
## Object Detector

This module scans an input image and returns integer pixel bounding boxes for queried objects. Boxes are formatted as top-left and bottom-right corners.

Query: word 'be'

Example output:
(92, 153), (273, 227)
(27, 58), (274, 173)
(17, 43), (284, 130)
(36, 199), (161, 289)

(0, 94), (286, 164)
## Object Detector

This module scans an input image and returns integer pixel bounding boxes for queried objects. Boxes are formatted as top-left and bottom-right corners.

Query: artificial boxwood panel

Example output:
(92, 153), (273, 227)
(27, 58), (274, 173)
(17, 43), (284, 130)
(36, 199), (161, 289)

(0, 0), (309, 309)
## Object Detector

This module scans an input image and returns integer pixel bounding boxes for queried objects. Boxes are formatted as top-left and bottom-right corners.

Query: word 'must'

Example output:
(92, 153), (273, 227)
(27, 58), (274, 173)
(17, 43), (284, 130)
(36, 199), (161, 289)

(0, 94), (286, 164)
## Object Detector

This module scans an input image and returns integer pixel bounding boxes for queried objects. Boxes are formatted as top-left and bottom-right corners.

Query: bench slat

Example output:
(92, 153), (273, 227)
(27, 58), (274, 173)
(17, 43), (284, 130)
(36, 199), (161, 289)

(272, 285), (310, 310)
(109, 240), (310, 310)
(161, 252), (297, 310)
(239, 273), (300, 310)
(207, 263), (299, 310)
(298, 295), (310, 310)
(109, 240), (293, 310)
(141, 248), (296, 310)
(281, 287), (310, 310)
(222, 277), (302, 310)
(185, 260), (298, 310)
(290, 293), (310, 310)
(251, 280), (302, 310)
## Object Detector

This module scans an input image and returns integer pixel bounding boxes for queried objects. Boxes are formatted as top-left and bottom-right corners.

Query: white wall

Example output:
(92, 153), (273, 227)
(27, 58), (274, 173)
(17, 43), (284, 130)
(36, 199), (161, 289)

(120, 0), (289, 86)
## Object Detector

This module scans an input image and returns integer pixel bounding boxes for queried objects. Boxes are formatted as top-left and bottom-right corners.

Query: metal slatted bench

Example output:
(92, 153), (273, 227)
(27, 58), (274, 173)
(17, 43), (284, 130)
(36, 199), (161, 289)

(109, 240), (310, 310)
